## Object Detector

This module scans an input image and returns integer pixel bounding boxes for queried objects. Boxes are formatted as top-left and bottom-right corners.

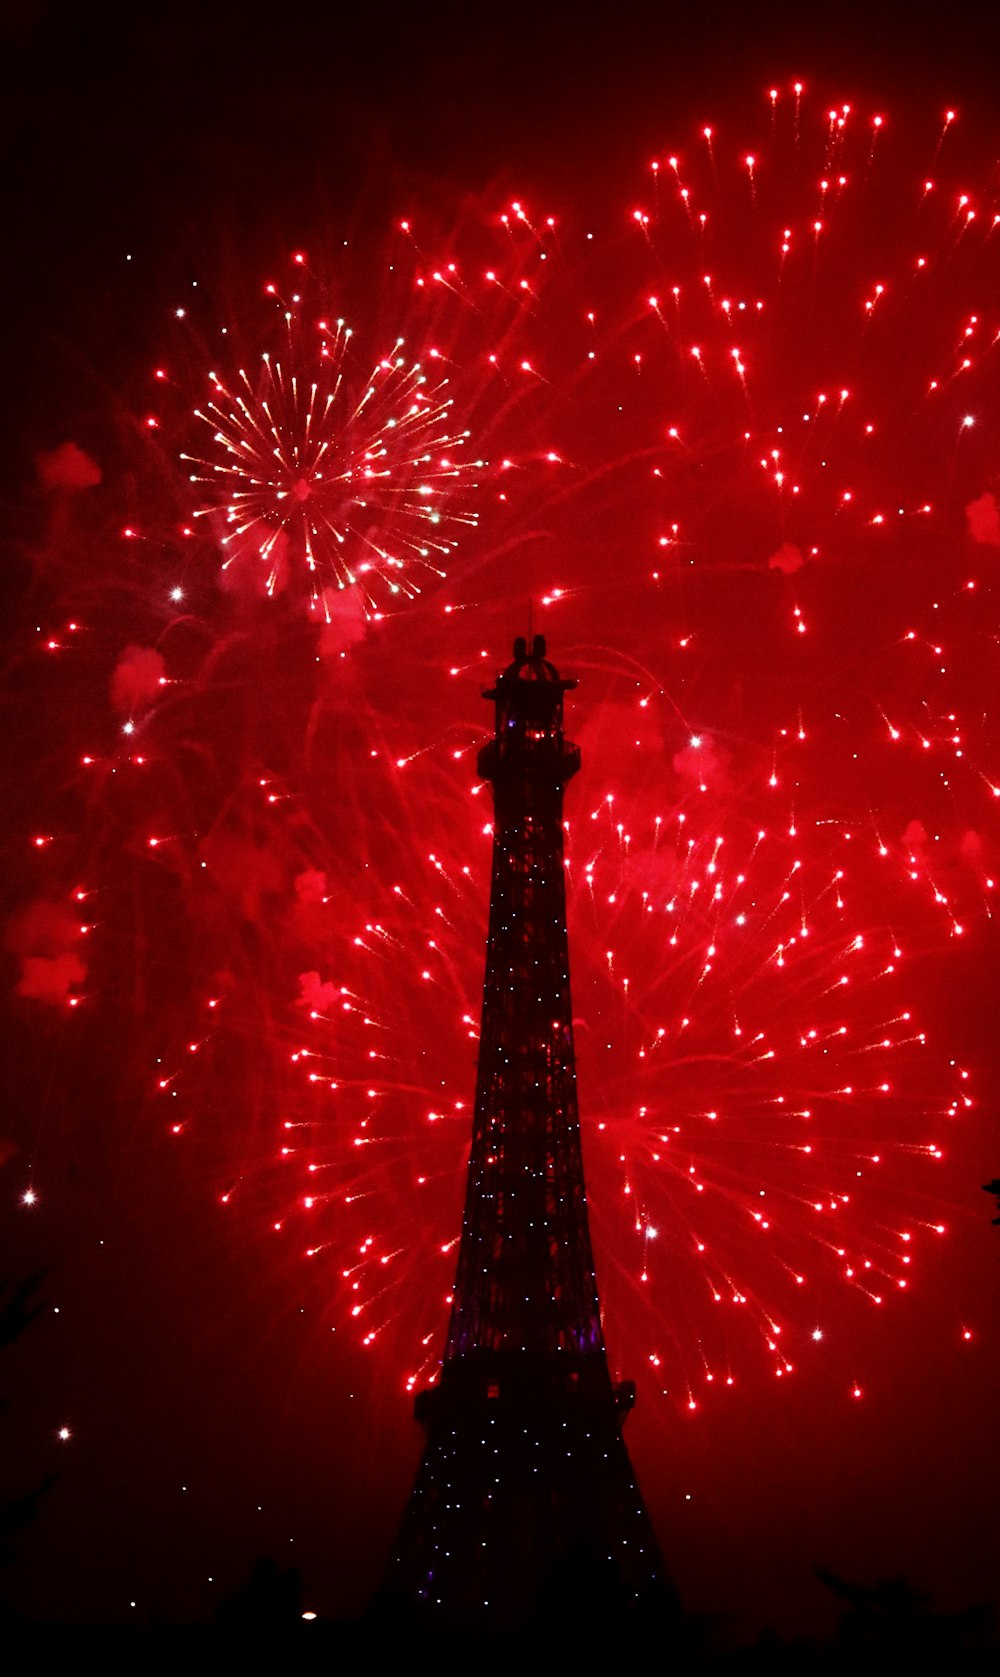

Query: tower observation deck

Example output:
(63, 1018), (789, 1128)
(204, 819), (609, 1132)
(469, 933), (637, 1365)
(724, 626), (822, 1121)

(387, 636), (668, 1629)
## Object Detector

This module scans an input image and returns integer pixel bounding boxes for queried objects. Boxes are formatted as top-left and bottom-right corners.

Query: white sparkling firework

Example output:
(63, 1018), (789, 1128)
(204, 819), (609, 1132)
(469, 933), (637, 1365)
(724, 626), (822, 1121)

(183, 317), (484, 614)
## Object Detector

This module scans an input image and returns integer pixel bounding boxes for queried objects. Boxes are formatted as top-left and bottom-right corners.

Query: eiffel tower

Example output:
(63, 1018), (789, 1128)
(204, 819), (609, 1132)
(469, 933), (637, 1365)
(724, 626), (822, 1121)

(387, 636), (668, 1630)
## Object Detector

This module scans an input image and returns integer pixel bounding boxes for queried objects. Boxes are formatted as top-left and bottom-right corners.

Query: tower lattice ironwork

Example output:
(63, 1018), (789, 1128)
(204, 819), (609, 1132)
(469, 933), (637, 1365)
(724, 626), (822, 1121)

(387, 636), (667, 1629)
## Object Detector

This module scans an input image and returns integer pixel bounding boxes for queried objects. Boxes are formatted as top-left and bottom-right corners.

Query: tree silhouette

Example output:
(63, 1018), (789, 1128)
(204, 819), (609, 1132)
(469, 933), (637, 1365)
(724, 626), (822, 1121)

(213, 1555), (304, 1637)
(819, 1569), (992, 1667)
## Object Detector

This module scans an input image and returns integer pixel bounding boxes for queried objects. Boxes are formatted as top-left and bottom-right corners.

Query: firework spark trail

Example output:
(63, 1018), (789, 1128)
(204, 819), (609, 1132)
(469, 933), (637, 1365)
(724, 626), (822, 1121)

(183, 331), (483, 612)
(13, 81), (1000, 1415)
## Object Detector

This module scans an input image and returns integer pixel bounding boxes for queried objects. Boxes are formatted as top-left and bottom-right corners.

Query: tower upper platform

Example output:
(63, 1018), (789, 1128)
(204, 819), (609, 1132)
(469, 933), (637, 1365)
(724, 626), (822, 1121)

(477, 633), (580, 786)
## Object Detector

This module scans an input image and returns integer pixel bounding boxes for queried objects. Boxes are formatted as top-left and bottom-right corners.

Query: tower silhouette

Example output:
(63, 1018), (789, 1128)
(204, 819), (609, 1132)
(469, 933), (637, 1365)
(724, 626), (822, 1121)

(388, 636), (667, 1629)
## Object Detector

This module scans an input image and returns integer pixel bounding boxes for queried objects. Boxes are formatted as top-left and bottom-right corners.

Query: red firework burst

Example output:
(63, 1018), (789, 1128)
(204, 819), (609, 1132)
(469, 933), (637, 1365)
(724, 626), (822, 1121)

(13, 80), (999, 1422)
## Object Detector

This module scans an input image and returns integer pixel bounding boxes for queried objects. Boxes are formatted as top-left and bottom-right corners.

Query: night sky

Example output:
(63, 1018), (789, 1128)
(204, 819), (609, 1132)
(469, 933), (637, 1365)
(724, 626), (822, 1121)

(4, 0), (1000, 1643)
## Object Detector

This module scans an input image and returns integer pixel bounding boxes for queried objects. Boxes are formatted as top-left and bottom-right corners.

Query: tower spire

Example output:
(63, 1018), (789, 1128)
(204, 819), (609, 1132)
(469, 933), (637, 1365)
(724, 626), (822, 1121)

(387, 637), (668, 1629)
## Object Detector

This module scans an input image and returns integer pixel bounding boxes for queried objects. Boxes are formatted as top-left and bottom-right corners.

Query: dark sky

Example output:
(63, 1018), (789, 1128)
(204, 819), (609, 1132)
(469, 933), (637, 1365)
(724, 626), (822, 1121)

(4, 0), (1000, 1643)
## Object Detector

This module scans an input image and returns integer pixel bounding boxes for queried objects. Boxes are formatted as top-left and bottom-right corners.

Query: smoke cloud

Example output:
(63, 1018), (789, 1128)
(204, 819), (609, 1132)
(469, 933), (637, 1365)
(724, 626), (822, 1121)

(768, 541), (805, 575)
(110, 645), (166, 715)
(294, 869), (328, 907)
(198, 830), (285, 921)
(965, 492), (1000, 546)
(6, 900), (88, 1005)
(35, 441), (102, 491)
(296, 970), (341, 1012)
